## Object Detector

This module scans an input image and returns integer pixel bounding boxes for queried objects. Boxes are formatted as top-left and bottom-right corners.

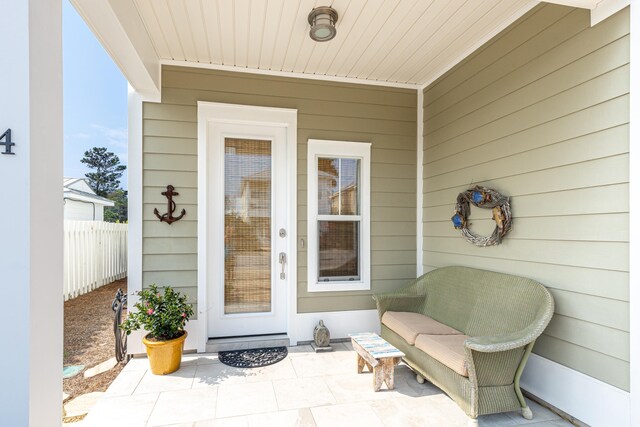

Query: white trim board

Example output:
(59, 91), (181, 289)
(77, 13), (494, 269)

(157, 309), (380, 350)
(628, 0), (638, 425)
(591, 0), (630, 26)
(126, 86), (145, 355)
(541, 0), (599, 8)
(161, 60), (419, 90)
(71, 0), (160, 102)
(206, 122), (288, 337)
(197, 102), (297, 352)
(541, 0), (630, 26)
(416, 90), (424, 277)
(306, 139), (372, 293)
(128, 320), (205, 355)
(521, 353), (630, 426)
(293, 309), (380, 343)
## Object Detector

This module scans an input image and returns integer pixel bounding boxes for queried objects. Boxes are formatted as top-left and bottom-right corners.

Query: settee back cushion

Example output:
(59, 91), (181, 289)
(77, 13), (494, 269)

(416, 267), (550, 336)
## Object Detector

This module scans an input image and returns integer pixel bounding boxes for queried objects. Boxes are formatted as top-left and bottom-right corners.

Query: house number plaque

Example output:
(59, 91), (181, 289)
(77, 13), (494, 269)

(0, 129), (15, 155)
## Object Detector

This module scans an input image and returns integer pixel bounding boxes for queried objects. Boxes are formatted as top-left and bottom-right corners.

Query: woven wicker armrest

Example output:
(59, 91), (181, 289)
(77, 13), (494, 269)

(372, 294), (426, 318)
(465, 324), (541, 353)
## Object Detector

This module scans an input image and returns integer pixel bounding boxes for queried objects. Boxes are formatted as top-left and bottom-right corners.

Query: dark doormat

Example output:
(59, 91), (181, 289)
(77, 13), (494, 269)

(219, 346), (288, 368)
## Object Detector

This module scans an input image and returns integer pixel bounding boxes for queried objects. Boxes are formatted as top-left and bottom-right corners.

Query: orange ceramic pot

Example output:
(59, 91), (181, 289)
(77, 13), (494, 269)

(143, 331), (187, 375)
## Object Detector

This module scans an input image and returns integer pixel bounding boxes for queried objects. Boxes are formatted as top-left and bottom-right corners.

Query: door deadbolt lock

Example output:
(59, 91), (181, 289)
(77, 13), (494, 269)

(279, 228), (287, 238)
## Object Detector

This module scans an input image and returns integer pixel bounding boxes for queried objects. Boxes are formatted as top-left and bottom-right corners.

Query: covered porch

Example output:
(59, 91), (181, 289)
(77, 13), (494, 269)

(1, 0), (638, 426)
(82, 344), (571, 426)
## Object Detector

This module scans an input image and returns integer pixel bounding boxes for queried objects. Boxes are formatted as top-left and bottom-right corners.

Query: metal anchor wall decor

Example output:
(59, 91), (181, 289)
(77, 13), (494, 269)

(154, 185), (186, 225)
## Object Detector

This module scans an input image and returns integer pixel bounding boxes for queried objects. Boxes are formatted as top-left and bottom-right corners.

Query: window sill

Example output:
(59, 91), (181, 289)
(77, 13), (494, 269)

(307, 281), (370, 293)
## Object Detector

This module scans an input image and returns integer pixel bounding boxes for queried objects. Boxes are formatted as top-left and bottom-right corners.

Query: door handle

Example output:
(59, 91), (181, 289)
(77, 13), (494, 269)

(279, 252), (287, 280)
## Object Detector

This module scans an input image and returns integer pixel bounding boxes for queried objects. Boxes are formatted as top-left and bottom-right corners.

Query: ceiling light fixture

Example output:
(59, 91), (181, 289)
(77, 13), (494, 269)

(308, 6), (338, 42)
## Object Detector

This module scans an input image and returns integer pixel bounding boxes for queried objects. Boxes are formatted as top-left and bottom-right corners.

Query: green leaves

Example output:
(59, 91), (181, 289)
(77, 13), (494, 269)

(104, 189), (128, 223)
(81, 147), (127, 198)
(81, 147), (127, 223)
(120, 284), (194, 341)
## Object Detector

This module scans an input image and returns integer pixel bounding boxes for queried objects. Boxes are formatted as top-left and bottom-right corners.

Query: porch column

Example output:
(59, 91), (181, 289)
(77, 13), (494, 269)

(630, 2), (639, 426)
(0, 0), (63, 425)
(127, 85), (145, 354)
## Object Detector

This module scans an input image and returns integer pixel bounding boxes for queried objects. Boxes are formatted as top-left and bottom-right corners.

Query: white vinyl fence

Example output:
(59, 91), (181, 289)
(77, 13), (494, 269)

(64, 221), (128, 301)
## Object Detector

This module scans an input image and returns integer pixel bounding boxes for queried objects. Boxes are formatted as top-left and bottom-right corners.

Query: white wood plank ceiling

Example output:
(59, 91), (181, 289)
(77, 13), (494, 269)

(132, 0), (537, 87)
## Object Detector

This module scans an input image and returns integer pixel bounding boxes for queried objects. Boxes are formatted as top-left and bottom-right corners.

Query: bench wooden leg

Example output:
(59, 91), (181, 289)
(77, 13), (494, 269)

(357, 353), (365, 373)
(357, 353), (374, 373)
(373, 364), (384, 391)
(373, 359), (397, 391)
(383, 359), (395, 390)
(351, 336), (404, 392)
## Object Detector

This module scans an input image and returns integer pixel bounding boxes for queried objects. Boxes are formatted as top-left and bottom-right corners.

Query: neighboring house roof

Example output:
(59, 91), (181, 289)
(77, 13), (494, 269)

(63, 178), (114, 206)
(243, 169), (271, 182)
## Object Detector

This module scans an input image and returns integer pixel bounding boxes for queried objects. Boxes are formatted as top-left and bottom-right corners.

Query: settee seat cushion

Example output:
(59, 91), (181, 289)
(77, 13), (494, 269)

(381, 311), (463, 345)
(414, 334), (470, 377)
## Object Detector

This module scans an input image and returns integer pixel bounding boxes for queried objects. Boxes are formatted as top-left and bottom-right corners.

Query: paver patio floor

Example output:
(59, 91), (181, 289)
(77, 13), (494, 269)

(81, 343), (572, 427)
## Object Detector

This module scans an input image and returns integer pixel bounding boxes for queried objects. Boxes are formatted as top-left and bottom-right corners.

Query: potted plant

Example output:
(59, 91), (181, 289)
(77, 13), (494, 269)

(120, 284), (194, 375)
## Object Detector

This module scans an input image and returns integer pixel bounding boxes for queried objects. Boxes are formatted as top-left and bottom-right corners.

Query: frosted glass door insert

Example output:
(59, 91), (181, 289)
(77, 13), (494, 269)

(224, 138), (272, 314)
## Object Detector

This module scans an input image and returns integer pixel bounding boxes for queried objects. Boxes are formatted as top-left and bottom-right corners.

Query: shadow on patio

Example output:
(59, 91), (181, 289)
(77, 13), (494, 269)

(80, 343), (570, 427)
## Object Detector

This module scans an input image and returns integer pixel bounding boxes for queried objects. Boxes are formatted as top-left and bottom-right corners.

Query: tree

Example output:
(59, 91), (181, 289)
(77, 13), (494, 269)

(104, 189), (128, 223)
(81, 147), (126, 197)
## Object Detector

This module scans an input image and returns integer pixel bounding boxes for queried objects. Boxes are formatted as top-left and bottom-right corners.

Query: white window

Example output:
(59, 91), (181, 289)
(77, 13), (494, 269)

(307, 139), (371, 292)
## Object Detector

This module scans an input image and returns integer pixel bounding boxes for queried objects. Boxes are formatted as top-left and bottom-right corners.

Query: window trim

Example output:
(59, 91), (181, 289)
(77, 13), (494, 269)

(307, 139), (371, 292)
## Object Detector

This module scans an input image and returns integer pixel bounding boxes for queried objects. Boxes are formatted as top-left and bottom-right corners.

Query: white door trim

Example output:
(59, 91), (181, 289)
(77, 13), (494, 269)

(197, 102), (297, 351)
(207, 122), (287, 337)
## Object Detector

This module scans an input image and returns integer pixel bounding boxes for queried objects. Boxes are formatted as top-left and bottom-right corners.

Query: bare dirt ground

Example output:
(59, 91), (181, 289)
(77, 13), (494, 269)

(64, 278), (128, 400)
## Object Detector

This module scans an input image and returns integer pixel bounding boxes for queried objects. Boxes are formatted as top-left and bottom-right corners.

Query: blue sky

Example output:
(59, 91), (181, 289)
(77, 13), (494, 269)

(63, 0), (128, 189)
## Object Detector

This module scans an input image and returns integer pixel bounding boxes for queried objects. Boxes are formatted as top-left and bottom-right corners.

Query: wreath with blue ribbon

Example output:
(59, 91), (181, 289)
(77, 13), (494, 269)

(451, 185), (512, 247)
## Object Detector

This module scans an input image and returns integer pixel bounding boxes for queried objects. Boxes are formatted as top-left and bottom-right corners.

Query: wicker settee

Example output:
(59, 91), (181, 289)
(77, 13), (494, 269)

(373, 266), (554, 421)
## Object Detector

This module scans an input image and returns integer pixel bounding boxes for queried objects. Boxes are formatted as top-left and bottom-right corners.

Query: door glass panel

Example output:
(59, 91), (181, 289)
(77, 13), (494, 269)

(224, 138), (272, 314)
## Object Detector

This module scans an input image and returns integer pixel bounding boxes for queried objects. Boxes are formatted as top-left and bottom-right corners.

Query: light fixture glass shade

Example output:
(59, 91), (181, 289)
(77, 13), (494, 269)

(308, 7), (338, 42)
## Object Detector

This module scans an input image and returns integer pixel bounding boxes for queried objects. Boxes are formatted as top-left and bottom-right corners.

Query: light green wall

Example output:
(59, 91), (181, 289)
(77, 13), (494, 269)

(142, 66), (417, 316)
(422, 4), (630, 390)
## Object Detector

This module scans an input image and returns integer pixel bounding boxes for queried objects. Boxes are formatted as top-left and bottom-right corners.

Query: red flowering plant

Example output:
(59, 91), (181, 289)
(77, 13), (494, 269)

(120, 284), (194, 341)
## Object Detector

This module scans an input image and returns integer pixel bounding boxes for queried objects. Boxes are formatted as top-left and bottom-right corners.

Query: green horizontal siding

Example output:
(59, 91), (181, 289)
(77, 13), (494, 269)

(142, 66), (417, 319)
(422, 4), (630, 390)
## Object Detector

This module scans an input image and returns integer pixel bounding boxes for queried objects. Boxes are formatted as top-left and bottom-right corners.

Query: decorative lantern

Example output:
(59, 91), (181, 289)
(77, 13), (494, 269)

(312, 320), (332, 352)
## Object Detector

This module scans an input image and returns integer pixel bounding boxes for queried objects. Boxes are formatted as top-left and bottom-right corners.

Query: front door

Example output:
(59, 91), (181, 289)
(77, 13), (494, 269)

(207, 122), (289, 337)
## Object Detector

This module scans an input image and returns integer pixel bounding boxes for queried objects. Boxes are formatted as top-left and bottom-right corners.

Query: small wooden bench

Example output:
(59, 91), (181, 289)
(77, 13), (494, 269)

(349, 332), (405, 391)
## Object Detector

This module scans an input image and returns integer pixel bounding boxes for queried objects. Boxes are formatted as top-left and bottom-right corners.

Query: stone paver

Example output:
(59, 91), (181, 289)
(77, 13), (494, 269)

(83, 392), (158, 426)
(312, 402), (385, 427)
(84, 357), (118, 378)
(272, 377), (336, 410)
(134, 365), (197, 395)
(247, 408), (316, 427)
(82, 345), (574, 427)
(147, 388), (218, 426)
(64, 391), (105, 418)
(216, 381), (278, 418)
